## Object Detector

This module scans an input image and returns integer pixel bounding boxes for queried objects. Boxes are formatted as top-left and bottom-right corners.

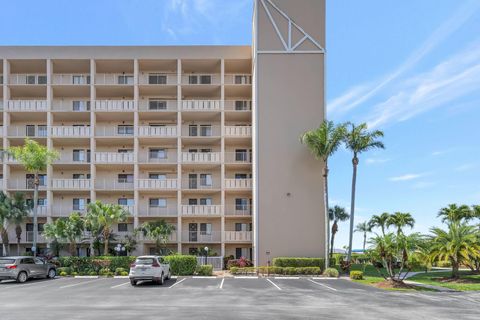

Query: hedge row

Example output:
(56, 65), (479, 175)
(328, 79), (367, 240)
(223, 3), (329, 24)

(230, 266), (322, 275)
(195, 264), (213, 276)
(272, 257), (325, 270)
(164, 255), (197, 275)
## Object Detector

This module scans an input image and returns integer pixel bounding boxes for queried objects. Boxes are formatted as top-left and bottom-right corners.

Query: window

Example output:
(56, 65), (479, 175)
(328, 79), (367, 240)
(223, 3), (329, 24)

(118, 75), (133, 85)
(73, 173), (90, 179)
(26, 125), (36, 137)
(22, 258), (35, 264)
(200, 75), (211, 84)
(235, 198), (249, 211)
(188, 75), (198, 84)
(73, 198), (89, 211)
(117, 125), (134, 135)
(37, 125), (48, 137)
(200, 125), (212, 136)
(72, 100), (90, 111)
(234, 75), (251, 84)
(118, 223), (129, 232)
(235, 149), (248, 162)
(118, 149), (134, 153)
(37, 198), (47, 206)
(26, 75), (36, 84)
(149, 173), (166, 180)
(200, 223), (212, 235)
(26, 223), (44, 233)
(118, 174), (133, 183)
(235, 223), (251, 232)
(189, 125), (198, 137)
(118, 198), (134, 206)
(235, 248), (243, 259)
(73, 149), (90, 162)
(148, 100), (167, 110)
(200, 148), (212, 153)
(72, 75), (89, 85)
(149, 198), (167, 207)
(149, 148), (167, 160)
(188, 199), (198, 205)
(199, 174), (212, 187)
(26, 174), (47, 187)
(235, 173), (248, 179)
(199, 198), (212, 206)
(234, 100), (251, 111)
(148, 74), (167, 85)
(37, 75), (47, 84)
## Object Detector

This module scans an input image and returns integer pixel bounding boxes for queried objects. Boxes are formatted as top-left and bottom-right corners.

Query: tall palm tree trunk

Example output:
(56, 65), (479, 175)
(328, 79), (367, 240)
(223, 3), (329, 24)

(1, 228), (9, 256)
(33, 173), (39, 257)
(103, 230), (110, 255)
(16, 225), (22, 256)
(347, 157), (358, 263)
(363, 232), (366, 252)
(70, 241), (77, 256)
(323, 166), (330, 268)
(330, 227), (336, 258)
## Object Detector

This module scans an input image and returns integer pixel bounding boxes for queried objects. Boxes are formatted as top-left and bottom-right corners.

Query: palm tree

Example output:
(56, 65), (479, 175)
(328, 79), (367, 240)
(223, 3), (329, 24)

(387, 212), (415, 235)
(43, 221), (63, 257)
(368, 212), (390, 236)
(354, 221), (371, 252)
(344, 123), (384, 263)
(85, 201), (129, 255)
(437, 204), (472, 224)
(328, 206), (349, 260)
(429, 222), (480, 278)
(140, 220), (176, 255)
(301, 120), (346, 267)
(9, 193), (31, 256)
(0, 192), (13, 256)
(62, 213), (85, 256)
(8, 139), (58, 257)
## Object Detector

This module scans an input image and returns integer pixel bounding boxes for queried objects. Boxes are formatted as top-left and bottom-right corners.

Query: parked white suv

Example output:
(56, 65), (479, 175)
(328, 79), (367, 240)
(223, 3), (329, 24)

(129, 256), (171, 286)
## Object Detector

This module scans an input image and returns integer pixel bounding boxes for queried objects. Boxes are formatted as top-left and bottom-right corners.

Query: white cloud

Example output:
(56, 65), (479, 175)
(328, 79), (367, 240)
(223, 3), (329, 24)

(365, 158), (390, 165)
(454, 163), (476, 172)
(389, 173), (427, 182)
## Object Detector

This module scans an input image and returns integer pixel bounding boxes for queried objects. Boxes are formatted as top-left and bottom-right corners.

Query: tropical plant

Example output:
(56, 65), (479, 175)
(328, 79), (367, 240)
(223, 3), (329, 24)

(43, 213), (85, 256)
(437, 204), (472, 224)
(43, 222), (63, 257)
(328, 206), (349, 260)
(368, 212), (390, 236)
(301, 120), (347, 267)
(0, 192), (13, 256)
(354, 221), (371, 252)
(387, 212), (415, 235)
(9, 193), (32, 256)
(139, 220), (176, 255)
(85, 201), (129, 255)
(428, 222), (480, 278)
(8, 138), (58, 256)
(344, 123), (384, 263)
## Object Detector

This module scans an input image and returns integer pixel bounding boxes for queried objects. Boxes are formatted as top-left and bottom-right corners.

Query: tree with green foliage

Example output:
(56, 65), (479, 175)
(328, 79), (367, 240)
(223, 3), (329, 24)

(354, 221), (371, 252)
(8, 139), (58, 257)
(85, 201), (129, 255)
(437, 204), (473, 224)
(301, 120), (347, 267)
(0, 192), (13, 256)
(43, 222), (63, 257)
(368, 212), (390, 236)
(139, 220), (176, 255)
(387, 212), (415, 235)
(43, 213), (85, 256)
(328, 205), (349, 260)
(428, 222), (480, 278)
(344, 123), (384, 264)
(9, 193), (32, 256)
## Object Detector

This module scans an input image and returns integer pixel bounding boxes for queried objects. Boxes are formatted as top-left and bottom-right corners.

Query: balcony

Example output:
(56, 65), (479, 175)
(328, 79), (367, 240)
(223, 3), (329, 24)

(55, 153), (90, 164)
(52, 100), (91, 112)
(94, 152), (134, 164)
(224, 231), (252, 242)
(182, 231), (221, 243)
(51, 179), (91, 190)
(52, 74), (90, 85)
(95, 74), (134, 85)
(224, 126), (252, 137)
(224, 179), (252, 190)
(224, 100), (252, 111)
(181, 152), (221, 163)
(9, 74), (47, 85)
(139, 73), (177, 85)
(182, 126), (221, 137)
(52, 205), (87, 217)
(181, 100), (221, 111)
(139, 100), (177, 111)
(95, 180), (134, 190)
(138, 151), (177, 164)
(26, 231), (47, 243)
(225, 205), (252, 217)
(181, 205), (222, 216)
(95, 126), (134, 137)
(138, 231), (177, 242)
(51, 126), (90, 138)
(119, 205), (135, 216)
(141, 207), (178, 217)
(7, 180), (47, 190)
(137, 125), (177, 137)
(224, 74), (252, 85)
(94, 100), (135, 111)
(224, 152), (252, 164)
(181, 74), (220, 85)
(29, 205), (48, 217)
(136, 179), (177, 190)
(8, 126), (48, 138)
(7, 100), (48, 111)
(182, 179), (220, 190)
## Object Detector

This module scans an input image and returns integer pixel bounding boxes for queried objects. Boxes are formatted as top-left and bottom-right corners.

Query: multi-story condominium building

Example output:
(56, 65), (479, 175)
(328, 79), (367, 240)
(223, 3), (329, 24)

(0, 0), (325, 266)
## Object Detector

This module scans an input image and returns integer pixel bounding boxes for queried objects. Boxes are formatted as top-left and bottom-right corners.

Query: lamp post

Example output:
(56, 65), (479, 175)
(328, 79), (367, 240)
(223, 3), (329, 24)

(114, 243), (126, 257)
(204, 246), (209, 265)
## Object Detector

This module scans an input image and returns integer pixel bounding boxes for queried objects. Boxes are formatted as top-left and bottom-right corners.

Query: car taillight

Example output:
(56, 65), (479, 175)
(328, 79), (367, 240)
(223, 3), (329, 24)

(151, 261), (160, 267)
(6, 265), (17, 269)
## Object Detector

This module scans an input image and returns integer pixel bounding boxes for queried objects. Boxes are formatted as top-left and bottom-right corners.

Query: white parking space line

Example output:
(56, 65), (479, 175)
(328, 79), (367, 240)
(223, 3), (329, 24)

(59, 279), (102, 289)
(110, 281), (131, 289)
(234, 276), (259, 279)
(274, 277), (300, 280)
(169, 278), (186, 288)
(0, 278), (67, 290)
(266, 278), (282, 290)
(219, 278), (225, 289)
(308, 279), (338, 291)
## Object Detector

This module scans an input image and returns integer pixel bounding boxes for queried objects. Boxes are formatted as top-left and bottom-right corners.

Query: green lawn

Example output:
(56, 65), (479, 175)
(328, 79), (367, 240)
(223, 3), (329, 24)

(409, 271), (480, 291)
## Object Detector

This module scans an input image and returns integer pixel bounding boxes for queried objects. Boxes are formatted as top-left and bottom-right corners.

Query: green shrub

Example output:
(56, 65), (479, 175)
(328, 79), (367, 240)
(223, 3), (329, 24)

(115, 267), (127, 276)
(282, 267), (296, 275)
(195, 264), (213, 276)
(230, 267), (239, 274)
(273, 257), (325, 270)
(120, 271), (129, 276)
(57, 256), (136, 274)
(436, 261), (452, 268)
(59, 271), (68, 277)
(323, 267), (339, 278)
(98, 268), (112, 276)
(89, 271), (98, 276)
(297, 267), (321, 275)
(71, 271), (78, 276)
(350, 271), (363, 280)
(57, 267), (71, 275)
(164, 255), (197, 276)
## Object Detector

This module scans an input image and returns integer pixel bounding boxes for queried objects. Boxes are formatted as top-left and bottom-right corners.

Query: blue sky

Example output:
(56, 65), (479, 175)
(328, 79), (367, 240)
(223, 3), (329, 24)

(1, 0), (479, 249)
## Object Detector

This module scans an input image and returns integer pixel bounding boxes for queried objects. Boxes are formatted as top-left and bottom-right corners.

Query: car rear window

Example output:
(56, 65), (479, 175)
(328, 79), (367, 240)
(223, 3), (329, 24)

(0, 259), (16, 265)
(135, 258), (155, 265)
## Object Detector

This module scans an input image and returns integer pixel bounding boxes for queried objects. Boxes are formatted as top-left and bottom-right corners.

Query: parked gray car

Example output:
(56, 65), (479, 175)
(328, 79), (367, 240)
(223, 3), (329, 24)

(0, 256), (57, 283)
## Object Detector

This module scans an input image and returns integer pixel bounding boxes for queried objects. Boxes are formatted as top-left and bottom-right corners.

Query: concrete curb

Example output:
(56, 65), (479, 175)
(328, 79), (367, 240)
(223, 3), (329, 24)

(234, 276), (259, 279)
(192, 276), (218, 279)
(404, 280), (458, 292)
(113, 276), (129, 279)
(73, 276), (99, 279)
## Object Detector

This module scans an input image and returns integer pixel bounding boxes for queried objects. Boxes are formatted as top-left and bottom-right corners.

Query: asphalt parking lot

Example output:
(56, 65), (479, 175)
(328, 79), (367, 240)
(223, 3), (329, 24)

(1, 276), (479, 320)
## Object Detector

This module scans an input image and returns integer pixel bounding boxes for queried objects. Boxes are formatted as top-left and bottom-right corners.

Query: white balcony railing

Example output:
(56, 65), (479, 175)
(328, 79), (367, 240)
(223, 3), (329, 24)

(182, 231), (221, 243)
(224, 126), (252, 137)
(94, 100), (135, 111)
(224, 74), (252, 85)
(52, 74), (90, 85)
(225, 205), (252, 216)
(55, 153), (91, 164)
(9, 74), (47, 85)
(141, 207), (178, 217)
(181, 100), (221, 111)
(181, 205), (222, 216)
(51, 206), (87, 217)
(7, 100), (48, 111)
(224, 179), (252, 189)
(138, 100), (177, 111)
(138, 73), (177, 85)
(7, 126), (48, 137)
(136, 179), (177, 190)
(224, 231), (252, 242)
(95, 74), (134, 85)
(137, 125), (177, 137)
(95, 126), (134, 137)
(7, 180), (47, 190)
(138, 152), (177, 164)
(181, 126), (221, 137)
(52, 99), (90, 112)
(181, 74), (221, 85)
(181, 152), (221, 163)
(224, 100), (252, 111)
(94, 152), (134, 163)
(51, 179), (91, 190)
(224, 152), (252, 163)
(51, 126), (90, 137)
(29, 206), (48, 217)
(95, 180), (134, 190)
(182, 179), (220, 190)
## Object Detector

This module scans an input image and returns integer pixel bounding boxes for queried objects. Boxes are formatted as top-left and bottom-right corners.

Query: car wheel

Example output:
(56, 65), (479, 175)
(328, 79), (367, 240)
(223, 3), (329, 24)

(166, 271), (171, 280)
(17, 271), (28, 283)
(158, 273), (164, 285)
(130, 279), (137, 286)
(47, 269), (56, 279)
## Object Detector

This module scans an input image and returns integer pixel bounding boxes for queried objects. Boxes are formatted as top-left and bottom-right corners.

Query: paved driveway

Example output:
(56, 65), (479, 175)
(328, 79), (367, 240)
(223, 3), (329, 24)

(0, 276), (478, 319)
